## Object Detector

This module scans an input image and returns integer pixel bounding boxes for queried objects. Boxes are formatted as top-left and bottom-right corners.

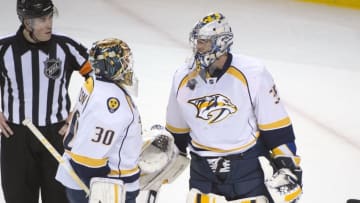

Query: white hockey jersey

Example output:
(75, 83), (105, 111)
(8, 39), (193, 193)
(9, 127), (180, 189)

(166, 54), (293, 157)
(56, 76), (142, 192)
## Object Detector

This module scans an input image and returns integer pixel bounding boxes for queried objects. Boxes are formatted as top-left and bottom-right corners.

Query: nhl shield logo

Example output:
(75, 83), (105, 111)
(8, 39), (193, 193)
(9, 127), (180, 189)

(107, 97), (120, 113)
(44, 58), (62, 79)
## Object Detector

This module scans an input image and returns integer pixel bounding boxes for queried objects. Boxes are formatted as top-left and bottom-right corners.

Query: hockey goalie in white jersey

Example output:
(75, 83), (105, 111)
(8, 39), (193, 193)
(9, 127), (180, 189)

(165, 12), (303, 203)
(56, 38), (142, 203)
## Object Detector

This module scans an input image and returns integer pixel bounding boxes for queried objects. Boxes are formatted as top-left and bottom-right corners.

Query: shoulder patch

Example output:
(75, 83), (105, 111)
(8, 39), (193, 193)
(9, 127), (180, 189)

(43, 58), (62, 79)
(107, 97), (120, 113)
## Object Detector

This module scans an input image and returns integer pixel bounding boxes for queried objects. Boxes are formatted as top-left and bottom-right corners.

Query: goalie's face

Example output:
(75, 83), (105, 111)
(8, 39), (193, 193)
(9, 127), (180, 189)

(195, 38), (213, 55)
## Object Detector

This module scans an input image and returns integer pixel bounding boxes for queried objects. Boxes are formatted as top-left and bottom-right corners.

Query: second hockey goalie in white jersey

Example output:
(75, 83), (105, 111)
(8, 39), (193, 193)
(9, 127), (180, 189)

(166, 12), (302, 203)
(56, 38), (142, 203)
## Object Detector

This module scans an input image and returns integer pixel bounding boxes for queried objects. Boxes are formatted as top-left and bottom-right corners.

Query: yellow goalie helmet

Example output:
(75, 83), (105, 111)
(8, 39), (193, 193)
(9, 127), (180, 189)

(89, 38), (135, 86)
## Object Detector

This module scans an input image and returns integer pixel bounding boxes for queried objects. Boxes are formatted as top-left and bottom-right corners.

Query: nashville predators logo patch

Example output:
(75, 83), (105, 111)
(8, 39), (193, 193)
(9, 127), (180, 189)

(44, 58), (62, 79)
(188, 94), (237, 124)
(107, 97), (120, 113)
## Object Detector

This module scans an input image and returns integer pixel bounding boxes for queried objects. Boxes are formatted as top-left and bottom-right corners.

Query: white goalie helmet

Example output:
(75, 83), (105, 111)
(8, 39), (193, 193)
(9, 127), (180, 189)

(189, 12), (234, 69)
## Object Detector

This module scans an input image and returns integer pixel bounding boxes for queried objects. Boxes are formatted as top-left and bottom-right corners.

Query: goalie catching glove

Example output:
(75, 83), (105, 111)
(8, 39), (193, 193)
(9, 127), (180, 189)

(139, 124), (190, 191)
(258, 155), (302, 203)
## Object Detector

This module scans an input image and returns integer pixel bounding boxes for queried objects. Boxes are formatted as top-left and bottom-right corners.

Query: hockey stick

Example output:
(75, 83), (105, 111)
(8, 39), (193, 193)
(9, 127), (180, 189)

(22, 118), (90, 195)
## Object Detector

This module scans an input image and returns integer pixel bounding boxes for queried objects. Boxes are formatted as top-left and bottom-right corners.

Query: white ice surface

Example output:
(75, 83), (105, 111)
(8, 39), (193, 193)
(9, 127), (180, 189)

(1, 0), (360, 202)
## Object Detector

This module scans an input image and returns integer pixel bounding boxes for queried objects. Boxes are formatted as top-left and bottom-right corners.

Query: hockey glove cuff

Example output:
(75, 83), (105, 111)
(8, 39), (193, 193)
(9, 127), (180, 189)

(273, 155), (302, 186)
(271, 143), (302, 186)
(259, 156), (302, 203)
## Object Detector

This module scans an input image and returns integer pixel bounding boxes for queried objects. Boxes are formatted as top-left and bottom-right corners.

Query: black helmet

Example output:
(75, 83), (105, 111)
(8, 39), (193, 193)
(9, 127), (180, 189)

(17, 0), (54, 19)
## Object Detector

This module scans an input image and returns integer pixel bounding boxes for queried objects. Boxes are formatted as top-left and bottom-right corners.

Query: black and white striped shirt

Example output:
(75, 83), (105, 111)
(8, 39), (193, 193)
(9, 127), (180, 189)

(0, 26), (89, 126)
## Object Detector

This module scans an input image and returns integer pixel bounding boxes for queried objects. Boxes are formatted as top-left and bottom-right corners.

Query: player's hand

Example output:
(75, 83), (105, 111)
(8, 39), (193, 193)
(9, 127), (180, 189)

(58, 122), (69, 136)
(58, 112), (73, 136)
(0, 112), (14, 138)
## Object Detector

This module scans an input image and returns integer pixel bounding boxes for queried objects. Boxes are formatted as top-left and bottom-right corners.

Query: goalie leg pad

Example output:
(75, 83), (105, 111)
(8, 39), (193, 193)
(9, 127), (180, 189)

(186, 188), (269, 203)
(89, 177), (126, 203)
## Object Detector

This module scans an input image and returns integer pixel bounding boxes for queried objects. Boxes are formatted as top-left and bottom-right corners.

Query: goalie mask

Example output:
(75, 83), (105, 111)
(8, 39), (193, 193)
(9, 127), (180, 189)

(89, 38), (135, 87)
(189, 12), (234, 69)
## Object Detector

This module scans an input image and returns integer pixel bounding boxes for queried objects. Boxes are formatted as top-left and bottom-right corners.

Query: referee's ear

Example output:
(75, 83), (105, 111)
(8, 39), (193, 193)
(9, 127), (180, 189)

(23, 19), (32, 30)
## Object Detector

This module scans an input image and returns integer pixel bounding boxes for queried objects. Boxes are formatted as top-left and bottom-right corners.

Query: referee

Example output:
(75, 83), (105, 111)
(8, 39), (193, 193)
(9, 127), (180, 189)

(0, 0), (91, 202)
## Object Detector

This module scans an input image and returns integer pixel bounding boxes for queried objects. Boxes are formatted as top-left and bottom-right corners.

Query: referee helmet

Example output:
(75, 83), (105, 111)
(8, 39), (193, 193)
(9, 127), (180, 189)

(17, 0), (54, 20)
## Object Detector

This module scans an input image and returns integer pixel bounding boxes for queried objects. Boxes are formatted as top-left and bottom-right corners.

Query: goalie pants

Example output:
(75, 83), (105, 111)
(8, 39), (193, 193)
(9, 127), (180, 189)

(0, 122), (68, 203)
(189, 139), (273, 202)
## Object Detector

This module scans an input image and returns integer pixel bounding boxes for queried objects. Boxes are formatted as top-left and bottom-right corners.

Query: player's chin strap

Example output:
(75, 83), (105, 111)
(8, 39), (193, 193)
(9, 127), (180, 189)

(258, 156), (302, 203)
(186, 188), (269, 203)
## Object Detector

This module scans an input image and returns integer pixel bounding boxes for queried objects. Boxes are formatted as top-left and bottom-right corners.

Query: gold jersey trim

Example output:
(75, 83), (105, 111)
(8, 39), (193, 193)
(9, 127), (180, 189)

(84, 76), (94, 93)
(66, 150), (108, 168)
(227, 66), (248, 86)
(108, 166), (140, 176)
(166, 123), (190, 134)
(258, 117), (291, 131)
(191, 132), (260, 153)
